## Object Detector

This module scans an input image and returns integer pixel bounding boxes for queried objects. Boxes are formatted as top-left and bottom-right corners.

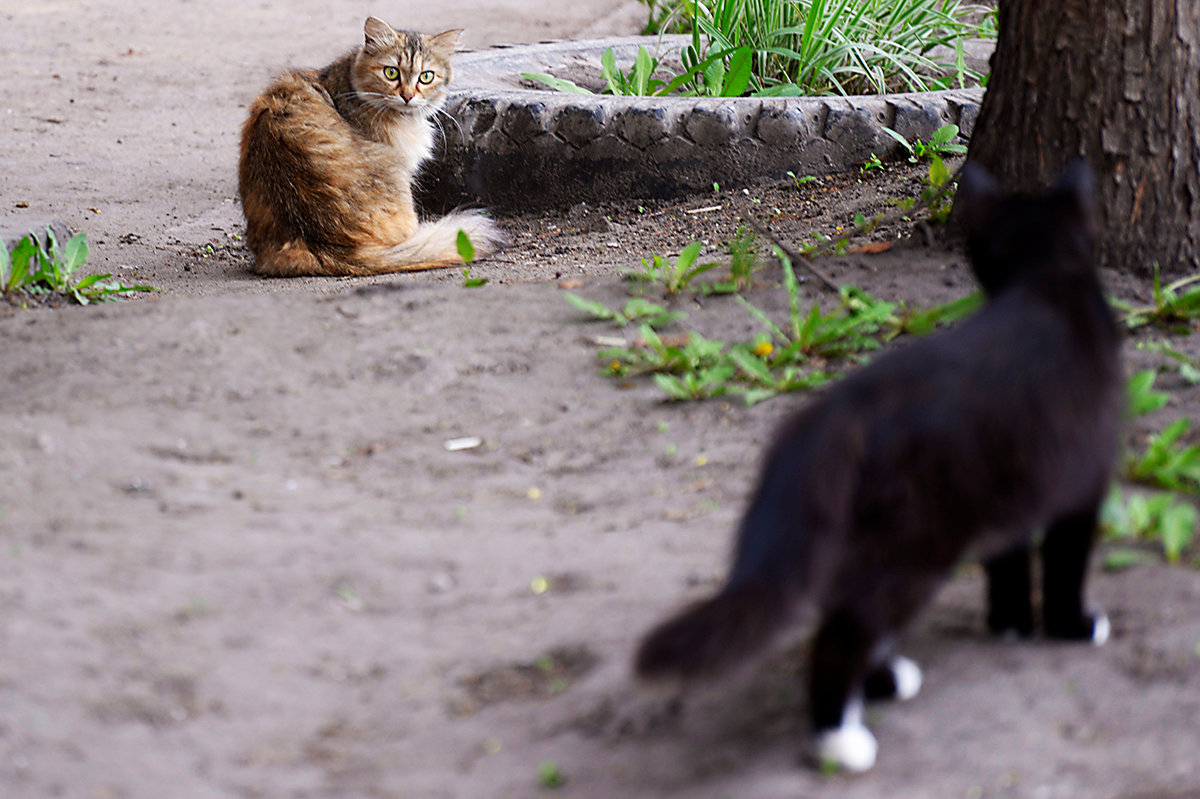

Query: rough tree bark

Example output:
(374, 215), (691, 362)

(968, 0), (1200, 277)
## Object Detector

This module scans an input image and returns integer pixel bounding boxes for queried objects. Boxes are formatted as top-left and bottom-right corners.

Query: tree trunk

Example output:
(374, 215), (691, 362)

(968, 0), (1200, 277)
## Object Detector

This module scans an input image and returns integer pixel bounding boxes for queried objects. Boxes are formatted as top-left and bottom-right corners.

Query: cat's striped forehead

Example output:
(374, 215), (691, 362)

(366, 28), (452, 70)
(366, 29), (431, 66)
(394, 31), (426, 60)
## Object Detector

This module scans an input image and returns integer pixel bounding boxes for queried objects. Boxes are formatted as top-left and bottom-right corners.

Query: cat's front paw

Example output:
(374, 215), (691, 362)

(1045, 609), (1109, 645)
(864, 656), (922, 702)
(813, 722), (878, 773)
(890, 656), (923, 700)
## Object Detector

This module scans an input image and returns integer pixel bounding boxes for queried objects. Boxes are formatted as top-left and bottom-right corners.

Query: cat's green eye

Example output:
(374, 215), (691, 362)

(382, 66), (400, 81)
(418, 70), (436, 85)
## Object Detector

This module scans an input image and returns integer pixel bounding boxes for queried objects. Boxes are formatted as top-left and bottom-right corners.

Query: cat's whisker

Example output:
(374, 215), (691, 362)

(366, 101), (391, 129)
(352, 94), (397, 129)
(430, 105), (464, 144)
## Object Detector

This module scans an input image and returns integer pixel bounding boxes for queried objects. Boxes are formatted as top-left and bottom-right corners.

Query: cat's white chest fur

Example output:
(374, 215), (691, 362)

(382, 112), (435, 175)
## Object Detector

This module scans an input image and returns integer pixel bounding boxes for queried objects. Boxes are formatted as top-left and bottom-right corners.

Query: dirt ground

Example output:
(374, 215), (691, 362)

(3, 2), (1200, 798)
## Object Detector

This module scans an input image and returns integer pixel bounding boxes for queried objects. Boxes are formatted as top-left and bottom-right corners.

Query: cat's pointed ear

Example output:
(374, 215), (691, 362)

(956, 161), (1001, 236)
(1052, 159), (1096, 224)
(363, 17), (398, 53)
(427, 29), (463, 57)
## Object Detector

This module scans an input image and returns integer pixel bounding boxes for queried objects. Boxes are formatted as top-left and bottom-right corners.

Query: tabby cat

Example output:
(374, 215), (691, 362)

(635, 162), (1122, 773)
(238, 17), (503, 276)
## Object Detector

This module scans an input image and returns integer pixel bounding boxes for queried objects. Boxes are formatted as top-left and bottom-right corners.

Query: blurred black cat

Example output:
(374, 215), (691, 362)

(635, 162), (1122, 773)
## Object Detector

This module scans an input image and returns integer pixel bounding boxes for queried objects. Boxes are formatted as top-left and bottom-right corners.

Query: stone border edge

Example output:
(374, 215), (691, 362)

(417, 38), (985, 213)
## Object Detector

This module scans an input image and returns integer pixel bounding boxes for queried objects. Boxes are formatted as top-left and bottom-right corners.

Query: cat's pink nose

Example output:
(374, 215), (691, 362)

(400, 90), (414, 103)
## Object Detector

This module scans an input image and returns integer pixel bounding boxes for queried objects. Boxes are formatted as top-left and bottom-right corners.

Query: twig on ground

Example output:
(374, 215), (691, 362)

(743, 216), (841, 293)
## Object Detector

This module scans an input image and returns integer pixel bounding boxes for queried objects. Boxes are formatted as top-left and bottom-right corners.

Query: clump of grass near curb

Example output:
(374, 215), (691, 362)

(1, 227), (152, 306)
(624, 229), (761, 296)
(625, 241), (718, 294)
(1137, 340), (1200, 385)
(764, 148), (962, 263)
(883, 123), (969, 163)
(1124, 418), (1200, 496)
(1101, 370), (1200, 569)
(1111, 266), (1200, 331)
(530, 0), (992, 98)
(565, 165), (988, 406)
(1102, 487), (1197, 568)
(575, 246), (979, 405)
(564, 294), (685, 328)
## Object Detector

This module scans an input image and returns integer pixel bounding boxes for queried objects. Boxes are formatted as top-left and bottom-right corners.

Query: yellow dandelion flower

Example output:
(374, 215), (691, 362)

(753, 341), (774, 358)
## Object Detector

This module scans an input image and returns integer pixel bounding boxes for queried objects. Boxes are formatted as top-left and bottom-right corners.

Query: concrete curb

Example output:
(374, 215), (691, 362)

(418, 37), (987, 213)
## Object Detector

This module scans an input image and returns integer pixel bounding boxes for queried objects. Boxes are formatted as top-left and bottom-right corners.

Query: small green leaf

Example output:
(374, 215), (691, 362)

(638, 323), (664, 353)
(0, 236), (34, 293)
(633, 46), (655, 95)
(728, 346), (774, 383)
(930, 124), (957, 146)
(675, 241), (703, 272)
(736, 387), (779, 406)
(654, 373), (694, 400)
(927, 155), (951, 189)
(537, 760), (565, 789)
(601, 48), (623, 94)
(702, 52), (726, 95)
(723, 47), (754, 97)
(62, 233), (88, 275)
(1160, 502), (1197, 563)
(456, 229), (475, 265)
(45, 226), (62, 263)
(29, 233), (53, 283)
(520, 72), (593, 94)
(1127, 369), (1170, 416)
(73, 272), (111, 290)
(461, 268), (488, 288)
(1103, 548), (1158, 572)
(881, 126), (914, 154)
(622, 298), (660, 318)
(563, 292), (617, 322)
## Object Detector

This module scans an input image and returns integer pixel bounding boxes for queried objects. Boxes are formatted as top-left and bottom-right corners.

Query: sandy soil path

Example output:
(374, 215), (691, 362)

(2, 3), (1199, 799)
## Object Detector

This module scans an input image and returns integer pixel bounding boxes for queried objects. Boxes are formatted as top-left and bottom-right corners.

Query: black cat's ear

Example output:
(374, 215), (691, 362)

(364, 17), (398, 52)
(1052, 159), (1097, 224)
(956, 161), (1001, 236)
(427, 29), (463, 56)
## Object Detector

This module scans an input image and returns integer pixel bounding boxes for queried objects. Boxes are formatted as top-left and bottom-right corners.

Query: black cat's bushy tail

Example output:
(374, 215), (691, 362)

(635, 579), (792, 680)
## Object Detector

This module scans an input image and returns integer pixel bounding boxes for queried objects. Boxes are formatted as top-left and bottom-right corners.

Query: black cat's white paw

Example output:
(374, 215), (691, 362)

(1045, 609), (1110, 645)
(864, 655), (923, 702)
(813, 721), (878, 773)
(890, 656), (923, 700)
(1090, 611), (1110, 646)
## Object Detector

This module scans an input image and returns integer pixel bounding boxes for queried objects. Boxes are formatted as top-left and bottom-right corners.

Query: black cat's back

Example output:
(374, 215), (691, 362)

(636, 162), (1122, 773)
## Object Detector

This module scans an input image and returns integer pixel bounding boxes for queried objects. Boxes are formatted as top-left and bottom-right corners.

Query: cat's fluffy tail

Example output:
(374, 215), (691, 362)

(357, 210), (505, 273)
(635, 579), (792, 681)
